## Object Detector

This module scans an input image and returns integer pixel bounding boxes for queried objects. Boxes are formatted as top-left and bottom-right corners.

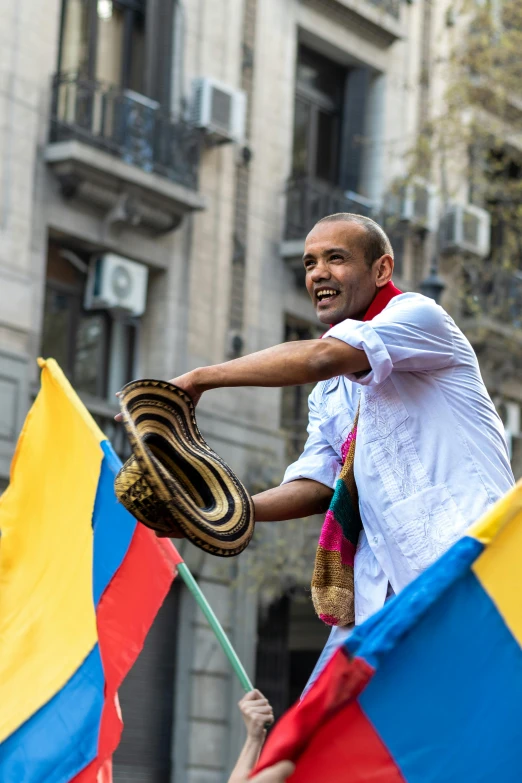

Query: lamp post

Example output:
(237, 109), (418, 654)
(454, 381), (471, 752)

(420, 261), (445, 303)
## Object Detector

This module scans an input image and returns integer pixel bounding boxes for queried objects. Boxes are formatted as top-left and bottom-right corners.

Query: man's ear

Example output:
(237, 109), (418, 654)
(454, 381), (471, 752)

(375, 254), (394, 288)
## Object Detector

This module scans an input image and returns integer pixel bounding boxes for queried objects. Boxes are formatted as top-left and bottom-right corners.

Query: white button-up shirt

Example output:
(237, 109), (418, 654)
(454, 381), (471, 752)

(283, 293), (514, 625)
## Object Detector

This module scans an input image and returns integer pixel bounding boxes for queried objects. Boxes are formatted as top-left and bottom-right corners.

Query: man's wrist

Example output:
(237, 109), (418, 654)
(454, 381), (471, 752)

(191, 366), (212, 394)
(245, 730), (265, 745)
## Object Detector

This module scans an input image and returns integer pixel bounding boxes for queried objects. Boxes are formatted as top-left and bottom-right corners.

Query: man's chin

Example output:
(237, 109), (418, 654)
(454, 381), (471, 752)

(316, 306), (345, 325)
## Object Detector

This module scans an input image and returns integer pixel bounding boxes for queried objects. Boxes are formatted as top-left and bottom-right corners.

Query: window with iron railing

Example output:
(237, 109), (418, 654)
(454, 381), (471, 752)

(53, 0), (201, 189)
(286, 44), (375, 239)
(59, 0), (164, 101)
(292, 46), (344, 186)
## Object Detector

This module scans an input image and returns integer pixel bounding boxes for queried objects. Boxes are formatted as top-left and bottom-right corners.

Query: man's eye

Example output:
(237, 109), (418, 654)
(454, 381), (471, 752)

(330, 254), (342, 261)
(304, 261), (315, 269)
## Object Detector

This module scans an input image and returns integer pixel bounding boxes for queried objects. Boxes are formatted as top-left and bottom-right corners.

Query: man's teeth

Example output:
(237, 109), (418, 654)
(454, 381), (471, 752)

(316, 289), (338, 301)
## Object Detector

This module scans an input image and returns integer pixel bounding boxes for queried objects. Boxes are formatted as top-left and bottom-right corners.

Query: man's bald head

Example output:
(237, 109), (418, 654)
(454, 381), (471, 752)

(314, 213), (393, 269)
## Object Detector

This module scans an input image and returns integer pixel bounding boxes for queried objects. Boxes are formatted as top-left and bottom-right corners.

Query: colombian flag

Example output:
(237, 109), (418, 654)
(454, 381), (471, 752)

(256, 481), (522, 782)
(0, 359), (181, 782)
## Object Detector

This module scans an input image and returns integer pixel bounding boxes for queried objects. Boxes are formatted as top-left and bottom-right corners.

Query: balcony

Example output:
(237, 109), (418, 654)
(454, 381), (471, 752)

(282, 176), (375, 280)
(46, 73), (205, 234)
(319, 0), (404, 43)
(366, 0), (401, 18)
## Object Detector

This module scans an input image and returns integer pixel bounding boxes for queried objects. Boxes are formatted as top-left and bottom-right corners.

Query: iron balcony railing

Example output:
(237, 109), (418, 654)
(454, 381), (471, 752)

(463, 266), (522, 330)
(367, 0), (401, 19)
(50, 72), (202, 191)
(284, 176), (375, 240)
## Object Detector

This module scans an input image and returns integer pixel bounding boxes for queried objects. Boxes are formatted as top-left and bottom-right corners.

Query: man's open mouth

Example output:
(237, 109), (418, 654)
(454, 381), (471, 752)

(315, 288), (339, 304)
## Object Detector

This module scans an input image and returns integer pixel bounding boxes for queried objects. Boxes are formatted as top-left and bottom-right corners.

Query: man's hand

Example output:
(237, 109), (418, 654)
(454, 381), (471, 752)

(228, 691), (279, 783)
(167, 370), (203, 406)
(113, 370), (202, 422)
(239, 689), (275, 740)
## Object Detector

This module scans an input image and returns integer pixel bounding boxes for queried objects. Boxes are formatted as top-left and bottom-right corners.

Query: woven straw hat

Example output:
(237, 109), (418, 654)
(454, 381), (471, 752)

(114, 379), (255, 557)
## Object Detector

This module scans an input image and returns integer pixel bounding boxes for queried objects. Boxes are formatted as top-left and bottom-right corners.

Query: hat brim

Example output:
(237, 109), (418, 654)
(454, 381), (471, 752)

(115, 380), (254, 557)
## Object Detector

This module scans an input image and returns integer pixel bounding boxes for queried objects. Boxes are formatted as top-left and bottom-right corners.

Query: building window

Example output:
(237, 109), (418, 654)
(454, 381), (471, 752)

(292, 46), (344, 184)
(41, 241), (138, 400)
(286, 46), (376, 239)
(58, 0), (173, 105)
(291, 44), (373, 194)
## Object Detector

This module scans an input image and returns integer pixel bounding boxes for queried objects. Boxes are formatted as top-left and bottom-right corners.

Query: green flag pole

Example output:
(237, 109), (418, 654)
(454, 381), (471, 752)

(177, 561), (254, 694)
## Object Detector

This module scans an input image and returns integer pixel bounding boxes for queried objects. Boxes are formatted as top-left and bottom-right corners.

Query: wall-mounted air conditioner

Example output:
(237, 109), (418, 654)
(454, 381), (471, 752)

(191, 77), (246, 144)
(84, 254), (149, 316)
(399, 178), (438, 233)
(440, 203), (491, 258)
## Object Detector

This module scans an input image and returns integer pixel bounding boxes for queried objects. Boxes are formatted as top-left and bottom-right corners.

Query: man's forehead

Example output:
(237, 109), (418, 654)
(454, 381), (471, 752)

(304, 220), (365, 253)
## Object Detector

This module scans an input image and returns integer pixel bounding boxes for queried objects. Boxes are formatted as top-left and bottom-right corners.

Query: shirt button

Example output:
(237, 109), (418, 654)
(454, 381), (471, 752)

(373, 536), (379, 545)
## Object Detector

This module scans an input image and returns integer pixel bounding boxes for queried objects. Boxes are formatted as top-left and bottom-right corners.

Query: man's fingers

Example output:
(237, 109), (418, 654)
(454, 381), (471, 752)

(242, 705), (273, 718)
(114, 412), (123, 422)
(246, 706), (273, 716)
(243, 699), (269, 709)
(239, 689), (265, 706)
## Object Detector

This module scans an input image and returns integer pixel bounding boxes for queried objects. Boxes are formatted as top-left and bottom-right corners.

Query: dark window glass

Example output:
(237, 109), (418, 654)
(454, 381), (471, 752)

(292, 98), (312, 176)
(61, 0), (91, 77)
(296, 47), (343, 104)
(292, 45), (344, 184)
(73, 312), (107, 396)
(315, 110), (338, 182)
(129, 11), (146, 92)
(41, 242), (137, 401)
(96, 1), (146, 91)
(41, 288), (75, 371)
(60, 0), (148, 94)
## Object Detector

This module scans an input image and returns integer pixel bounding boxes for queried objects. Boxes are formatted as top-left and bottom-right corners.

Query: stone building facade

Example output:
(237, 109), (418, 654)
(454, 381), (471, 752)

(0, 0), (520, 781)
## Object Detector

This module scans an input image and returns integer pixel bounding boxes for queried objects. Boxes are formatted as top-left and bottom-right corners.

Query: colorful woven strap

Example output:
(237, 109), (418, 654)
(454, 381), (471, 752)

(311, 403), (361, 626)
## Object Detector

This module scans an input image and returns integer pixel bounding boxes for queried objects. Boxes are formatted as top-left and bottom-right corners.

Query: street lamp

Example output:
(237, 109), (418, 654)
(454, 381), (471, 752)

(420, 262), (445, 304)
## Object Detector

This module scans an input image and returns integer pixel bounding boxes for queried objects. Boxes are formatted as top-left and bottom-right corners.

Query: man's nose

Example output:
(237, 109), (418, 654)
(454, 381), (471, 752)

(310, 259), (330, 281)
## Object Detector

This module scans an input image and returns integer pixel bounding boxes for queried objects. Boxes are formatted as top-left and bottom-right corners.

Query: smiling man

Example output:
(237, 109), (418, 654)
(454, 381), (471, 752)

(158, 213), (515, 689)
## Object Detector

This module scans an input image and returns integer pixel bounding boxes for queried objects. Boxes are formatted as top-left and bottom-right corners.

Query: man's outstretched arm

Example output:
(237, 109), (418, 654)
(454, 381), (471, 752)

(252, 479), (333, 521)
(168, 338), (369, 404)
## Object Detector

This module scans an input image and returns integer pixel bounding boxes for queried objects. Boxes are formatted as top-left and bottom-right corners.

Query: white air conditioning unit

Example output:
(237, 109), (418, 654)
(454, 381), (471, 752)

(399, 178), (438, 232)
(191, 77), (246, 143)
(440, 203), (491, 258)
(84, 254), (149, 316)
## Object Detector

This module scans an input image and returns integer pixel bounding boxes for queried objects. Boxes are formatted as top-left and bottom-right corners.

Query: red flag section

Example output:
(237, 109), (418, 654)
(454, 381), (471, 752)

(255, 648), (374, 773)
(287, 700), (405, 783)
(72, 529), (182, 782)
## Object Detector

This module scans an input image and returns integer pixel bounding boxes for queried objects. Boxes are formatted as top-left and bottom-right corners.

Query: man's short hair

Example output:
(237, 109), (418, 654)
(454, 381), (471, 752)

(315, 213), (394, 268)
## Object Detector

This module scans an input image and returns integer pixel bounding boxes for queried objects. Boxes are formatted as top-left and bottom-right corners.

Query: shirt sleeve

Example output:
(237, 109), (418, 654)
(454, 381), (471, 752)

(323, 294), (456, 387)
(282, 385), (342, 490)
